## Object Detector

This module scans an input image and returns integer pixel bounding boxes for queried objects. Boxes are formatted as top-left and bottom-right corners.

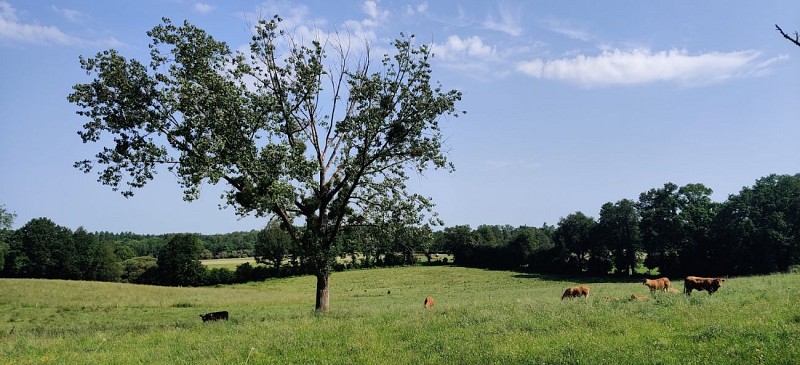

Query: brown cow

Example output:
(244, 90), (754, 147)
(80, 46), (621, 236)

(667, 287), (680, 294)
(684, 276), (725, 295)
(561, 285), (590, 300)
(642, 277), (670, 293)
(630, 294), (649, 301)
(424, 296), (435, 308)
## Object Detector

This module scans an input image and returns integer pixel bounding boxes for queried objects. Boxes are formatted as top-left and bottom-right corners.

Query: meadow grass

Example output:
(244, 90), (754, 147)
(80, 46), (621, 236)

(200, 257), (256, 270)
(1, 266), (798, 364)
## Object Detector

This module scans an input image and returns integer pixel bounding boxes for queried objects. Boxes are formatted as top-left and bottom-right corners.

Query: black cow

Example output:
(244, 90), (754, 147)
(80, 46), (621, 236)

(199, 311), (229, 322)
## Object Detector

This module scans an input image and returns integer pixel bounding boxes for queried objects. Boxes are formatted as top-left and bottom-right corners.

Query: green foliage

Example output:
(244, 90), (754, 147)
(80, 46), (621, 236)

(713, 173), (800, 274)
(552, 212), (597, 273)
(597, 199), (641, 276)
(69, 16), (462, 311)
(4, 218), (77, 279)
(638, 183), (717, 275)
(157, 234), (206, 286)
(120, 256), (158, 283)
(254, 221), (294, 269)
(0, 204), (15, 230)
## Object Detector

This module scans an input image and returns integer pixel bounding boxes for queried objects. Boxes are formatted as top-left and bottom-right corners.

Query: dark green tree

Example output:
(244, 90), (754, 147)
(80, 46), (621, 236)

(157, 234), (206, 286)
(596, 200), (641, 276)
(254, 221), (294, 269)
(508, 226), (550, 269)
(638, 183), (683, 274)
(638, 183), (716, 275)
(68, 17), (461, 312)
(675, 183), (718, 274)
(0, 205), (15, 273)
(73, 227), (123, 282)
(553, 212), (597, 273)
(713, 174), (800, 274)
(4, 218), (76, 279)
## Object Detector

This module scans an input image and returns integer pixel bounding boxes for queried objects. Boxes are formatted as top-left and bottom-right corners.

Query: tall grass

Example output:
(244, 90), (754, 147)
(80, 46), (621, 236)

(1, 267), (798, 364)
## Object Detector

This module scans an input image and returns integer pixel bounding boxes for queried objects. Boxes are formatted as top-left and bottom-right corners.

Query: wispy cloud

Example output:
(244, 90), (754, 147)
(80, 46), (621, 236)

(541, 18), (592, 41)
(482, 3), (522, 36)
(51, 5), (87, 23)
(0, 1), (120, 47)
(193, 3), (215, 15)
(517, 48), (783, 87)
(405, 2), (428, 16)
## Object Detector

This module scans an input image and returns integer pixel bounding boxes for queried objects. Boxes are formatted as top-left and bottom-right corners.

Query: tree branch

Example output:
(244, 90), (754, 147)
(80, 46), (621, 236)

(776, 24), (800, 47)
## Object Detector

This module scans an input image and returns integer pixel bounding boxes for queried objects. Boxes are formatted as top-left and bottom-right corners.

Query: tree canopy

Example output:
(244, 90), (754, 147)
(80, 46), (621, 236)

(69, 16), (462, 311)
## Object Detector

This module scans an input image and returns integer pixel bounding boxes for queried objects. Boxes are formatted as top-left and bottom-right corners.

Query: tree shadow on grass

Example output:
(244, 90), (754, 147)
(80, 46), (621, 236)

(511, 272), (644, 284)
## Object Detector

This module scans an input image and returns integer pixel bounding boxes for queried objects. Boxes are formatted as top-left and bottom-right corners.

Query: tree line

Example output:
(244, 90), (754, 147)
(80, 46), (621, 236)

(443, 173), (800, 277)
(1, 173), (798, 286)
(0, 209), (443, 286)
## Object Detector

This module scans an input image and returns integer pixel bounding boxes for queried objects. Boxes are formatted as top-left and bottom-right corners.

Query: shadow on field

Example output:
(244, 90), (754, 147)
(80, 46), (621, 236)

(512, 273), (645, 284)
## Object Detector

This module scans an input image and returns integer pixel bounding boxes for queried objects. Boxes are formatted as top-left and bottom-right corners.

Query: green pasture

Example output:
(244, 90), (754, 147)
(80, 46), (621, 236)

(200, 257), (257, 270)
(1, 266), (798, 364)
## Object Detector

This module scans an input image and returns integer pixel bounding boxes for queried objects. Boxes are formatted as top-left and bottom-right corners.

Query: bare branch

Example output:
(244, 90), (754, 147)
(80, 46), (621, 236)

(776, 24), (800, 48)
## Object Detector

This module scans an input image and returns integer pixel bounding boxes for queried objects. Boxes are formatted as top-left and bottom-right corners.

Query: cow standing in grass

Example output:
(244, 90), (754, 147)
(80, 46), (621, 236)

(643, 277), (671, 293)
(561, 285), (590, 300)
(684, 276), (725, 295)
(424, 296), (435, 308)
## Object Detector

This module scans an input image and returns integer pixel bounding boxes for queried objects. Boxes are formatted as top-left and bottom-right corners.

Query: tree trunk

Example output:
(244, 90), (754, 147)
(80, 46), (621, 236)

(315, 271), (330, 312)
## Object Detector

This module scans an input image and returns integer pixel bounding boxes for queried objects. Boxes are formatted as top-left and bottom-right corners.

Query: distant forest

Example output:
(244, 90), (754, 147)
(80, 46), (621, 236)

(1, 173), (798, 286)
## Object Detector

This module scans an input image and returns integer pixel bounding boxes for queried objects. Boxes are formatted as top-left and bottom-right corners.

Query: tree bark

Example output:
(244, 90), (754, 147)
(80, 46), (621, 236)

(315, 271), (330, 312)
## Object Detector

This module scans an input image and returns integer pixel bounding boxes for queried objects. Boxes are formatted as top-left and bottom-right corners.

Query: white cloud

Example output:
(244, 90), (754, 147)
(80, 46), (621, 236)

(517, 48), (781, 87)
(432, 35), (497, 61)
(482, 4), (522, 37)
(542, 18), (592, 41)
(51, 5), (87, 23)
(0, 1), (120, 47)
(193, 3), (214, 14)
(405, 2), (428, 16)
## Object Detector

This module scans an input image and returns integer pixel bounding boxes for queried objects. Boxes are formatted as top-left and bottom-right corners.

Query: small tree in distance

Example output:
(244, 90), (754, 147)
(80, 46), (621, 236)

(68, 16), (462, 312)
(255, 221), (294, 269)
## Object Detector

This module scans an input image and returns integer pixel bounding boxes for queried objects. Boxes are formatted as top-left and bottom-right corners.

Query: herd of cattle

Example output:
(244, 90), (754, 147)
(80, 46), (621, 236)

(199, 276), (725, 321)
(561, 276), (726, 300)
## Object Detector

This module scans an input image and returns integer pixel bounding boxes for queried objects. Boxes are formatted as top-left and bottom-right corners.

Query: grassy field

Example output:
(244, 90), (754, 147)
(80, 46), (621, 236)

(200, 257), (256, 269)
(1, 266), (798, 364)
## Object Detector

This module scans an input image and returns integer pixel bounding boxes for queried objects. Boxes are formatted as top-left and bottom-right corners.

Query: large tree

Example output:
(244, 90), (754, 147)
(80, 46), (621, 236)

(713, 174), (800, 274)
(553, 212), (597, 273)
(4, 218), (76, 279)
(596, 199), (641, 276)
(68, 17), (462, 311)
(157, 234), (206, 286)
(638, 183), (716, 275)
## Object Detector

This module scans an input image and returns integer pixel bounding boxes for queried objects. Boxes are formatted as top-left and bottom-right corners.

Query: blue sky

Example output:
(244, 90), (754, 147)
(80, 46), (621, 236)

(1, 1), (798, 234)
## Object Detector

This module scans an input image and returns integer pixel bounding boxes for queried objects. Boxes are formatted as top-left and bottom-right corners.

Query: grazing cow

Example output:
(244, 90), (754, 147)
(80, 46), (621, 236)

(630, 294), (649, 301)
(199, 311), (229, 322)
(561, 285), (590, 300)
(642, 277), (671, 293)
(424, 296), (434, 308)
(684, 276), (725, 295)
